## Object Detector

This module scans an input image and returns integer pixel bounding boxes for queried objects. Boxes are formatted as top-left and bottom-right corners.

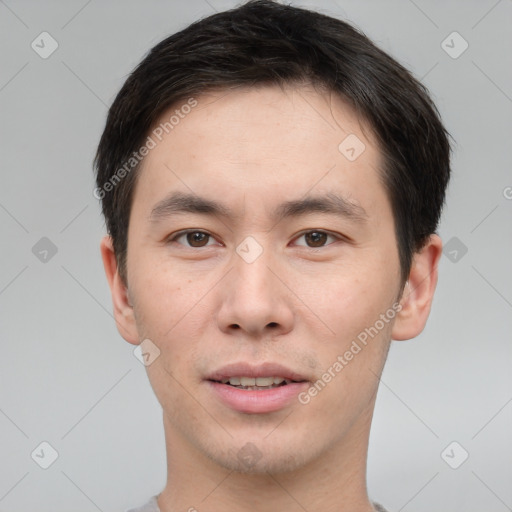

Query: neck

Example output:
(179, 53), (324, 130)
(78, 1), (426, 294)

(157, 404), (377, 512)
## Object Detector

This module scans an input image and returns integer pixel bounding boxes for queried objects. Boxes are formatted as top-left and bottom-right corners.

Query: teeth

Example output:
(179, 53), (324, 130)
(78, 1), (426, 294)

(220, 376), (291, 386)
(255, 377), (274, 386)
(242, 386), (277, 390)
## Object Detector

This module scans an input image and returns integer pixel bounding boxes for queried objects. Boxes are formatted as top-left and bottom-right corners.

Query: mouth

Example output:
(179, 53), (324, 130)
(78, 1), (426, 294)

(209, 376), (304, 390)
(206, 363), (310, 413)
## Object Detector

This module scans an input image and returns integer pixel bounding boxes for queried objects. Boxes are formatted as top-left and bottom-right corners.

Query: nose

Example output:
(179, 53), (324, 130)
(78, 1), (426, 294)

(216, 246), (295, 339)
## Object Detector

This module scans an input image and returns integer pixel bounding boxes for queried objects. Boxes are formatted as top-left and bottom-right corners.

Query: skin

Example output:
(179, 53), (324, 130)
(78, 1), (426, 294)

(101, 84), (442, 512)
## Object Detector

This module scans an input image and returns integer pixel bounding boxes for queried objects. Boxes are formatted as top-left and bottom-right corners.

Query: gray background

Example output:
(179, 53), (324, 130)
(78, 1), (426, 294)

(1, 0), (511, 511)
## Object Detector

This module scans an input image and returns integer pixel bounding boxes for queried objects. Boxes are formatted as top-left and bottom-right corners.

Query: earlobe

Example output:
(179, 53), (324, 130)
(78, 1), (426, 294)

(391, 234), (443, 341)
(100, 235), (140, 345)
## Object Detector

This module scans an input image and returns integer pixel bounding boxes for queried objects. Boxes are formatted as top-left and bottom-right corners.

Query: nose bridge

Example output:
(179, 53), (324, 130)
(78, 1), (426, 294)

(232, 237), (277, 308)
(216, 236), (294, 336)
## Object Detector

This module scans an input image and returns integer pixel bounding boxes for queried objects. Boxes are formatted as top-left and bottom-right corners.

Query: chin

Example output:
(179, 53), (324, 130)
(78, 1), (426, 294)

(199, 433), (315, 475)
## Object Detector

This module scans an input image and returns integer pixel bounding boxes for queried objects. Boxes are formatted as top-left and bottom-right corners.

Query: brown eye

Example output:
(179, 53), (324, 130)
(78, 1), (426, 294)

(170, 230), (215, 247)
(186, 231), (210, 247)
(294, 230), (338, 248)
(304, 231), (328, 247)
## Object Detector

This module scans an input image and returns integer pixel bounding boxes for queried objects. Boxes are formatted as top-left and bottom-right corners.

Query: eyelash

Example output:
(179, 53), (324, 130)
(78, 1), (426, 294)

(167, 229), (342, 249)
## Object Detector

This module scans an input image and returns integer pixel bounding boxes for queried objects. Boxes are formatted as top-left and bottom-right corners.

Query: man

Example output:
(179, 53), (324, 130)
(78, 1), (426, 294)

(94, 1), (451, 511)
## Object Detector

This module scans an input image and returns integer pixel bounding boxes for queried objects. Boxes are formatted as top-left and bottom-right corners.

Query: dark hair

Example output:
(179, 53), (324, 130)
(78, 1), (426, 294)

(94, 0), (451, 286)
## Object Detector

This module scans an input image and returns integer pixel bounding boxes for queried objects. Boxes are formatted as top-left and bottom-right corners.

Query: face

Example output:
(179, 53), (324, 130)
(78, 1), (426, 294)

(111, 85), (407, 474)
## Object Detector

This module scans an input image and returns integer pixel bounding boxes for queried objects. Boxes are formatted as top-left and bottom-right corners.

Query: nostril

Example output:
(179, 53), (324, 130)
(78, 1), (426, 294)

(267, 322), (278, 328)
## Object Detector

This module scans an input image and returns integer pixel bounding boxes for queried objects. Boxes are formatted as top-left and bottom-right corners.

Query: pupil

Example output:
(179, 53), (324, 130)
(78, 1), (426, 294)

(188, 232), (208, 247)
(306, 231), (326, 247)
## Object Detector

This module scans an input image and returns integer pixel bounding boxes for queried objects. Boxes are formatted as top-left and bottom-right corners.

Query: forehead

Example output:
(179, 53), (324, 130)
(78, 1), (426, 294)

(131, 84), (388, 223)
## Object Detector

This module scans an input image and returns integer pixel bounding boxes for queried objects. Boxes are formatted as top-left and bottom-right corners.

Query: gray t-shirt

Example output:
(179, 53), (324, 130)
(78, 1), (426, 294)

(125, 495), (390, 512)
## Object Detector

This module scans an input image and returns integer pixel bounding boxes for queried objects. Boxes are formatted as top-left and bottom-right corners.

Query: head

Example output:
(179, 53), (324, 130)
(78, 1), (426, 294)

(96, 0), (450, 476)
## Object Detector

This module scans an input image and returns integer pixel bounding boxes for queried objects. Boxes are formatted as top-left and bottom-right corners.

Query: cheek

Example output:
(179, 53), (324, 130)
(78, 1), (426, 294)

(130, 261), (190, 340)
(130, 257), (216, 372)
(303, 261), (398, 407)
(310, 260), (396, 336)
(302, 289), (394, 423)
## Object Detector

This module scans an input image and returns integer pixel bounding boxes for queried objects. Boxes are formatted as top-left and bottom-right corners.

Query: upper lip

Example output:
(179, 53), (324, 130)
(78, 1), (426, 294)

(207, 362), (309, 382)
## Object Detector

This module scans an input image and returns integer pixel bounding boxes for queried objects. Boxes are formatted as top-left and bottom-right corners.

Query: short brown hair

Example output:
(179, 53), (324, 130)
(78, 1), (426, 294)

(94, 0), (452, 285)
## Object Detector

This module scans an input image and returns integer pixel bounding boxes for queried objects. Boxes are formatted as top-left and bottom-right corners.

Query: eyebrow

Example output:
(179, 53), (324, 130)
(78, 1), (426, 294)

(149, 191), (368, 224)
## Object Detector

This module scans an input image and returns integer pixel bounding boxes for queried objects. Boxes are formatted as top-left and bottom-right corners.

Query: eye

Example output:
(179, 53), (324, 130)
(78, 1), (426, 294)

(293, 230), (340, 248)
(168, 230), (217, 248)
(167, 229), (341, 249)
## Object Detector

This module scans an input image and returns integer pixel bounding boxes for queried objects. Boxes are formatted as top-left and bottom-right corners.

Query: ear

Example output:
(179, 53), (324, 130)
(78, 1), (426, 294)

(391, 234), (443, 341)
(100, 235), (139, 345)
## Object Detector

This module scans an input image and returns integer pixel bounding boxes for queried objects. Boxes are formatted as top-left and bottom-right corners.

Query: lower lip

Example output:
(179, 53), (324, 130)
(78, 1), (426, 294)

(207, 381), (309, 414)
